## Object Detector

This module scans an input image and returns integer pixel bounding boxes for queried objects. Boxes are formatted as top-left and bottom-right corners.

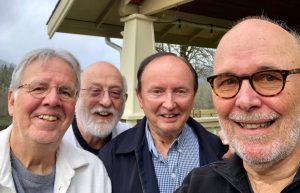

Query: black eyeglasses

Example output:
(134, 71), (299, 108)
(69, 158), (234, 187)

(18, 82), (78, 101)
(207, 68), (300, 99)
(81, 87), (126, 100)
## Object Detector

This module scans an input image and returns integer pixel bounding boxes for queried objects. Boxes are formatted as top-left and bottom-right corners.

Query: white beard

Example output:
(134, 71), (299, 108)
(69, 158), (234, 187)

(220, 112), (300, 168)
(75, 100), (123, 138)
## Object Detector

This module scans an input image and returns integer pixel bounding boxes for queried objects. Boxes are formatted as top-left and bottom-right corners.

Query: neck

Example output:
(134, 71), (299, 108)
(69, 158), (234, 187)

(244, 143), (300, 193)
(9, 132), (57, 175)
(148, 125), (182, 159)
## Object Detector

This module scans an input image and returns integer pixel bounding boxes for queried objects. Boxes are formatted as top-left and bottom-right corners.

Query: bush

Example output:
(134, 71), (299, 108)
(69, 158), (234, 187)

(0, 115), (11, 131)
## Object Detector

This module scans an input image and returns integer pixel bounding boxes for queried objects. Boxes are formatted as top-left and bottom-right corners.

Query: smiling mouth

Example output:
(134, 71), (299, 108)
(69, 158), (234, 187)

(95, 112), (112, 117)
(239, 120), (275, 129)
(161, 114), (178, 118)
(38, 115), (58, 121)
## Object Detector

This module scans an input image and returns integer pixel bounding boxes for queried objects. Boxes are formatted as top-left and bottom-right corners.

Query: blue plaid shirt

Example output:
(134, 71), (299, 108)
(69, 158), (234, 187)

(146, 123), (199, 193)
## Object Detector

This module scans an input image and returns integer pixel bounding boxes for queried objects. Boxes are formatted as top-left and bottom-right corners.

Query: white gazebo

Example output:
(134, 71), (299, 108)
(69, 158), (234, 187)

(47, 0), (300, 125)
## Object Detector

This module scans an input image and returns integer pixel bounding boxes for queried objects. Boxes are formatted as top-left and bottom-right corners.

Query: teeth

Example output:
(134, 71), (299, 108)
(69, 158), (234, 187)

(38, 115), (58, 121)
(98, 112), (110, 116)
(240, 122), (272, 129)
(163, 114), (175, 118)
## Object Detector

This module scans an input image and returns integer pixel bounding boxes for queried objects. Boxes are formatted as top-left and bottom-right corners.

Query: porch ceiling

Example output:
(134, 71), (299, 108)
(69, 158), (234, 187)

(48, 0), (300, 48)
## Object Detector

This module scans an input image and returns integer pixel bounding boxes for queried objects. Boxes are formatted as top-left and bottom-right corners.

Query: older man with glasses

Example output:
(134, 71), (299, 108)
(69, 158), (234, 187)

(64, 61), (131, 155)
(176, 16), (300, 193)
(0, 48), (111, 193)
(99, 52), (228, 193)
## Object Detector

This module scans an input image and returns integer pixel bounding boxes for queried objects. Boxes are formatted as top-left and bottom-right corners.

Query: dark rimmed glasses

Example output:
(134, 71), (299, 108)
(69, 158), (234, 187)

(207, 68), (300, 99)
(81, 87), (126, 100)
(18, 82), (77, 101)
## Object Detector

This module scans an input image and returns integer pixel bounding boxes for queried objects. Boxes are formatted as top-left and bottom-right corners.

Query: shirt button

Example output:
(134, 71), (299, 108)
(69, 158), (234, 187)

(171, 173), (176, 179)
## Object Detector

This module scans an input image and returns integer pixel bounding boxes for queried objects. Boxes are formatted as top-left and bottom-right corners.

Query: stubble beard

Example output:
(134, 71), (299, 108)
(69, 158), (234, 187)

(219, 111), (300, 168)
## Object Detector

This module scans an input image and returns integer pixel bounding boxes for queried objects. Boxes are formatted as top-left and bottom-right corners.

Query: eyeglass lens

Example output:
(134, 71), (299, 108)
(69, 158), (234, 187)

(209, 70), (286, 98)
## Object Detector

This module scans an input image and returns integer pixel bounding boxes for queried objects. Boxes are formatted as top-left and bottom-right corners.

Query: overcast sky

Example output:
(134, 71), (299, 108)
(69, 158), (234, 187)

(0, 0), (122, 69)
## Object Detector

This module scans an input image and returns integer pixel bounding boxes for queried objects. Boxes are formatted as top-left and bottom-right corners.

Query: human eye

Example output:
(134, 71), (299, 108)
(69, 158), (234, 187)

(174, 88), (189, 97)
(88, 88), (101, 97)
(109, 90), (122, 99)
(215, 75), (239, 88)
(29, 84), (48, 94)
(59, 86), (75, 99)
(148, 89), (164, 98)
(254, 71), (283, 83)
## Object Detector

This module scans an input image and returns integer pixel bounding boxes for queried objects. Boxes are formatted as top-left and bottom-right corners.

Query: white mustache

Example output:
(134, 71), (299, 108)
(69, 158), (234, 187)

(228, 112), (279, 122)
(90, 105), (115, 115)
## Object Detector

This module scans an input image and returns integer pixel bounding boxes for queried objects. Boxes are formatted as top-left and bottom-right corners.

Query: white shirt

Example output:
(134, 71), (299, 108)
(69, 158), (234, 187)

(0, 126), (112, 193)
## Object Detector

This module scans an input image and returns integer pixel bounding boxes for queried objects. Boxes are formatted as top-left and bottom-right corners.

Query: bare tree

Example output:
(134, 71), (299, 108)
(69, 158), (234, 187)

(156, 43), (215, 109)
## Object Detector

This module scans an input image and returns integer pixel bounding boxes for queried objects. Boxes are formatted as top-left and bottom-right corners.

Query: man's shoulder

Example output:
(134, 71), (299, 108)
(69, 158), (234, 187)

(187, 117), (222, 142)
(63, 125), (77, 144)
(175, 161), (230, 193)
(112, 121), (132, 138)
(102, 125), (141, 151)
(176, 156), (249, 193)
(100, 119), (147, 158)
(59, 139), (103, 167)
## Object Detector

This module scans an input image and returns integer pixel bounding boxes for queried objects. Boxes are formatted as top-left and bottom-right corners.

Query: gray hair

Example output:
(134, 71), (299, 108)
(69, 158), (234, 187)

(10, 48), (81, 95)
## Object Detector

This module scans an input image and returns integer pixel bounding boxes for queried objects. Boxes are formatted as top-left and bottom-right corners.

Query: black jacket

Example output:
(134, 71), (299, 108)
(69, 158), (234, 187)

(99, 117), (228, 193)
(175, 154), (300, 193)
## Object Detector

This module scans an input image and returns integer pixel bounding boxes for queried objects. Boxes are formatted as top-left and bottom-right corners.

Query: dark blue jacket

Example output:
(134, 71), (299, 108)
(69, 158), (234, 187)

(99, 117), (228, 193)
(175, 154), (300, 193)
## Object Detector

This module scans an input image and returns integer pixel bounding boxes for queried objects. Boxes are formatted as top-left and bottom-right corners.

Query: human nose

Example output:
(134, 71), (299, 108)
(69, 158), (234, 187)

(235, 80), (261, 111)
(42, 87), (62, 106)
(99, 90), (112, 107)
(161, 92), (176, 110)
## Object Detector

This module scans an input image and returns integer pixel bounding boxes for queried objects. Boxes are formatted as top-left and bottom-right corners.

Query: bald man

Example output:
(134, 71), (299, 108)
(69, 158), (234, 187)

(64, 61), (131, 155)
(175, 16), (300, 193)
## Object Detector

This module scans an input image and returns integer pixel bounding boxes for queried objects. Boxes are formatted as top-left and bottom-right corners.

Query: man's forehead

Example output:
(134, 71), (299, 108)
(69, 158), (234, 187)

(214, 19), (299, 73)
(82, 68), (123, 87)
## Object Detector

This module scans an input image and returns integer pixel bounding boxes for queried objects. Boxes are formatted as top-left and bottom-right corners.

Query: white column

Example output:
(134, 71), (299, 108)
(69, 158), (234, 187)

(120, 13), (156, 125)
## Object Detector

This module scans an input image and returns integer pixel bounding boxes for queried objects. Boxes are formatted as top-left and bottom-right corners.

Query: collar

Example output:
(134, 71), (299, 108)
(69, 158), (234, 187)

(211, 154), (300, 192)
(210, 155), (252, 192)
(72, 117), (112, 155)
(145, 122), (190, 159)
(114, 117), (200, 154)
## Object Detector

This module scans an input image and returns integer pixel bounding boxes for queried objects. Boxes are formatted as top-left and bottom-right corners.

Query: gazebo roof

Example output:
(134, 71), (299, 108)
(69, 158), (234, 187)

(48, 0), (300, 48)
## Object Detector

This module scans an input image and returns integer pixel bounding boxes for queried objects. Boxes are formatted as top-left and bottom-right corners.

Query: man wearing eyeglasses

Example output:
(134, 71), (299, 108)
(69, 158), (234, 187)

(64, 61), (131, 155)
(175, 16), (300, 193)
(99, 52), (228, 193)
(0, 49), (111, 192)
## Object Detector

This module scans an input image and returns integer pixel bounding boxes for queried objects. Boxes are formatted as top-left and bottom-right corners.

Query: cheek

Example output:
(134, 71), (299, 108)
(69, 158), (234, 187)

(81, 97), (97, 111)
(142, 98), (161, 113)
(87, 100), (97, 110)
(113, 101), (124, 112)
(179, 98), (195, 112)
(213, 96), (234, 118)
(64, 102), (76, 118)
(15, 97), (39, 115)
(271, 91), (300, 115)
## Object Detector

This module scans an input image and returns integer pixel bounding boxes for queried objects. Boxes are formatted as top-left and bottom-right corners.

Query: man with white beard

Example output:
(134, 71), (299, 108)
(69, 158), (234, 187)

(64, 61), (131, 155)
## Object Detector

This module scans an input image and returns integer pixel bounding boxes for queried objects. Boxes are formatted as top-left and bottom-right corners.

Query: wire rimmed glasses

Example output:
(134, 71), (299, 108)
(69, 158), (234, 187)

(81, 87), (126, 100)
(17, 82), (77, 101)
